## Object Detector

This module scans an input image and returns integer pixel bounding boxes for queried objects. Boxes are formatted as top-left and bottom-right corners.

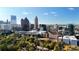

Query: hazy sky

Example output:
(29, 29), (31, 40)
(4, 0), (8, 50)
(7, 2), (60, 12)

(0, 7), (79, 24)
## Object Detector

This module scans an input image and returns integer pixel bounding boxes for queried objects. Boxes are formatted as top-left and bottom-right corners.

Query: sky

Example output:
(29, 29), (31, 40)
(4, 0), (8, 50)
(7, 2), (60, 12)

(0, 7), (79, 24)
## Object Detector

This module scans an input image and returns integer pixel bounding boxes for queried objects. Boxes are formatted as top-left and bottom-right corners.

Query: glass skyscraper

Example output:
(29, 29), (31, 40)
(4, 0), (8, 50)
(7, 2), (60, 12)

(11, 15), (16, 24)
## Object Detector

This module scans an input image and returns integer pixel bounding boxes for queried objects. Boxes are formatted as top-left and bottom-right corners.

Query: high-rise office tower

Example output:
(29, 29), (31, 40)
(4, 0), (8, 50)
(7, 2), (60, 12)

(11, 15), (16, 24)
(21, 17), (30, 31)
(34, 16), (39, 30)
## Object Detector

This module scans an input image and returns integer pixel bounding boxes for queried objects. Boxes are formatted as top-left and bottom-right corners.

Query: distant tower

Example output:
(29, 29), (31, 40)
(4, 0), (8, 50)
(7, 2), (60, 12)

(11, 15), (16, 24)
(6, 19), (9, 24)
(21, 17), (30, 31)
(34, 16), (39, 30)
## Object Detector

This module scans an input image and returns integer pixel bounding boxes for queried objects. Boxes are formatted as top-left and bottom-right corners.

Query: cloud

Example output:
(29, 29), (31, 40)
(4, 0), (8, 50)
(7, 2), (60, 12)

(51, 11), (58, 16)
(54, 14), (58, 16)
(43, 13), (48, 15)
(68, 7), (75, 10)
(51, 11), (56, 14)
(43, 12), (58, 16)
(22, 12), (32, 15)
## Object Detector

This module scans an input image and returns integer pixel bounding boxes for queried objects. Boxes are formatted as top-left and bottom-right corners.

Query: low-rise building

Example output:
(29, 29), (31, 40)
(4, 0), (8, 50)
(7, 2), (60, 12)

(0, 24), (12, 30)
(59, 36), (79, 46)
(15, 30), (47, 38)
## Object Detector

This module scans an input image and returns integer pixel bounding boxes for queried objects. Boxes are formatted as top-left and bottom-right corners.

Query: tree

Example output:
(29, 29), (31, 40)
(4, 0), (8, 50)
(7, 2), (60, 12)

(0, 44), (8, 51)
(54, 42), (62, 51)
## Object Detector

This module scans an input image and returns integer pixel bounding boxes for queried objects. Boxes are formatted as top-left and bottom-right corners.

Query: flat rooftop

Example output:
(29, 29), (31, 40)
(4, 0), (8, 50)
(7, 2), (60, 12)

(15, 30), (46, 35)
(59, 36), (78, 40)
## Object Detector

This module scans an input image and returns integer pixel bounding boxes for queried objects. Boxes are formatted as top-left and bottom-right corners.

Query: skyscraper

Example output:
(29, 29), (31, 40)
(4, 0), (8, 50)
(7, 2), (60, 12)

(34, 16), (39, 30)
(11, 15), (16, 24)
(21, 17), (30, 31)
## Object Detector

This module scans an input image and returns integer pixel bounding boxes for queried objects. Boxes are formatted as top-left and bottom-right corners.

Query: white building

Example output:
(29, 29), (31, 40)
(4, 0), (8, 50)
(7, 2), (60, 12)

(16, 30), (46, 35)
(0, 24), (12, 30)
(59, 36), (79, 46)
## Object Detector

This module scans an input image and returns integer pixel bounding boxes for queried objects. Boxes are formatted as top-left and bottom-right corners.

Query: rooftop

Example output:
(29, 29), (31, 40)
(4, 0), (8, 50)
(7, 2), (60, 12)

(15, 30), (46, 35)
(59, 36), (78, 40)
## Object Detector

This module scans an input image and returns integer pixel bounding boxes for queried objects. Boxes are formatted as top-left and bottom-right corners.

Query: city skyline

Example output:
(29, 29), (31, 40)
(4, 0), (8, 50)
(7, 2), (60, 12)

(0, 7), (79, 24)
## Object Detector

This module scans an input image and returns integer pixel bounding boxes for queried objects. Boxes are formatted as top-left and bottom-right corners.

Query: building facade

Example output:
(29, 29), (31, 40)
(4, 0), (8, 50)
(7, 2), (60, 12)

(34, 16), (39, 30)
(40, 24), (47, 31)
(0, 24), (12, 30)
(11, 15), (17, 24)
(21, 17), (30, 31)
